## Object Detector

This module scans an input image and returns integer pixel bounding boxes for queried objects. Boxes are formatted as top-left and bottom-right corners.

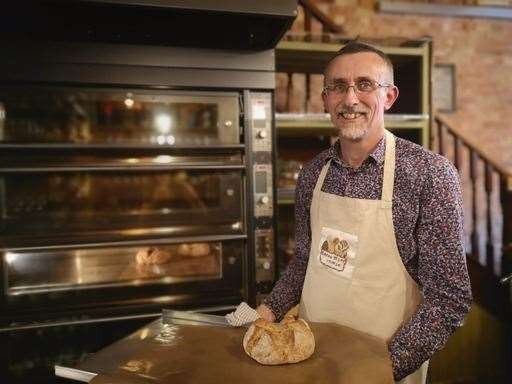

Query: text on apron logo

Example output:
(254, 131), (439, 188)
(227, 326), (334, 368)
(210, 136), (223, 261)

(320, 238), (349, 271)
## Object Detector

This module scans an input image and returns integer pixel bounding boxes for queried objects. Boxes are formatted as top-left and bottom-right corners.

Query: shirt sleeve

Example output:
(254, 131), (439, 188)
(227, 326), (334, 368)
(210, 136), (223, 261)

(388, 156), (472, 380)
(263, 164), (315, 321)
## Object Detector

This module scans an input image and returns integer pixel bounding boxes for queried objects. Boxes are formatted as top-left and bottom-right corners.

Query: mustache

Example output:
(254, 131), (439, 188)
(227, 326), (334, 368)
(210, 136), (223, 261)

(336, 108), (367, 114)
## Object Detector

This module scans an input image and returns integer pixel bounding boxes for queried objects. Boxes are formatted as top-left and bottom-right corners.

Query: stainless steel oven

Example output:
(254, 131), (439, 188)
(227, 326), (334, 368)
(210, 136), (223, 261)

(0, 1), (297, 381)
(0, 86), (278, 383)
(0, 43), (283, 384)
(0, 85), (276, 319)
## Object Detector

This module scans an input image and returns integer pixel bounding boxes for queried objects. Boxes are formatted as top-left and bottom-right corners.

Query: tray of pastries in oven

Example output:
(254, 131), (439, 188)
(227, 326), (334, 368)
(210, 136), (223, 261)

(122, 242), (221, 280)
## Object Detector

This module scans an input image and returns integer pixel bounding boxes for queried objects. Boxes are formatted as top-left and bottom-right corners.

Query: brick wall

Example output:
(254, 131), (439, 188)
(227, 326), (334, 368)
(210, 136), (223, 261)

(279, 0), (512, 276)
(291, 0), (512, 174)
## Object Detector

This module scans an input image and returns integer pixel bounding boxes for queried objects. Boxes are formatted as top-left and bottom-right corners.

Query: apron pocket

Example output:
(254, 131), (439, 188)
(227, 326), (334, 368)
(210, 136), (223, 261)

(317, 226), (358, 279)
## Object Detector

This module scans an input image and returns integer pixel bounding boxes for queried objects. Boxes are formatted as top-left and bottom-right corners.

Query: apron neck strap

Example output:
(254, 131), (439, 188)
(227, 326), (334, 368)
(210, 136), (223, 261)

(315, 130), (396, 202)
(381, 130), (396, 203)
(314, 158), (332, 195)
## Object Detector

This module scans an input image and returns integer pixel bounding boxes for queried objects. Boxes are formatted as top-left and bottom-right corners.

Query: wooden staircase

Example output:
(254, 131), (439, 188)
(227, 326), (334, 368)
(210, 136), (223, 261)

(435, 115), (512, 316)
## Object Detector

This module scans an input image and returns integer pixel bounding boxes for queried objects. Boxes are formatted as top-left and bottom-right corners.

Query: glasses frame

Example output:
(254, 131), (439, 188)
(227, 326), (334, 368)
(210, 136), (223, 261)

(322, 80), (392, 96)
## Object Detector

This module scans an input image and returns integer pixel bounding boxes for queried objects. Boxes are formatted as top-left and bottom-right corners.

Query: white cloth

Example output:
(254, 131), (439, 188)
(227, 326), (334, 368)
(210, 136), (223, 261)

(225, 302), (260, 327)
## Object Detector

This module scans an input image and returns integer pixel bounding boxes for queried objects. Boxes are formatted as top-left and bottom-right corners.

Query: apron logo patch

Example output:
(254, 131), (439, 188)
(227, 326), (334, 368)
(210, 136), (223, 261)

(320, 238), (349, 271)
(318, 227), (357, 278)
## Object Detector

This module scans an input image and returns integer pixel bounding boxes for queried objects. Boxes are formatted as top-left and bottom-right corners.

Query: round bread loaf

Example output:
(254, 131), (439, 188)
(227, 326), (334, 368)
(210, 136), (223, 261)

(135, 247), (172, 265)
(242, 316), (315, 365)
(177, 243), (210, 257)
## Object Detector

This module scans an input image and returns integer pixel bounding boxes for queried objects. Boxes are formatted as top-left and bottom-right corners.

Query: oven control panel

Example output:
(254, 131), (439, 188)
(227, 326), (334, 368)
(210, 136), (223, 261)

(250, 92), (273, 219)
(249, 92), (275, 287)
(253, 163), (273, 217)
(251, 94), (272, 153)
(254, 228), (274, 283)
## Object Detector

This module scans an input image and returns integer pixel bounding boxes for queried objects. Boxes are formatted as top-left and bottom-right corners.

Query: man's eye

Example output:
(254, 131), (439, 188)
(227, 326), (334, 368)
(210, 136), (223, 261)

(334, 83), (348, 92)
(357, 81), (374, 91)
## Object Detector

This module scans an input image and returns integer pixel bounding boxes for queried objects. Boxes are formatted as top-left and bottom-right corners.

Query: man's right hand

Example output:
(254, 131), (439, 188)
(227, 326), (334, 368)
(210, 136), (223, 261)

(256, 304), (276, 322)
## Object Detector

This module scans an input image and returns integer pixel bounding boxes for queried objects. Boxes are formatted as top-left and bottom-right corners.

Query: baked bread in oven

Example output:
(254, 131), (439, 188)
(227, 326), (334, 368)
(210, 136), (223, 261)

(135, 247), (172, 265)
(242, 315), (315, 365)
(177, 242), (210, 257)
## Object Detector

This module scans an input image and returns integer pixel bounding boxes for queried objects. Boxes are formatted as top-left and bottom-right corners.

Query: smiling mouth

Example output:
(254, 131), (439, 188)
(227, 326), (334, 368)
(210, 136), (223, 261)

(337, 111), (365, 120)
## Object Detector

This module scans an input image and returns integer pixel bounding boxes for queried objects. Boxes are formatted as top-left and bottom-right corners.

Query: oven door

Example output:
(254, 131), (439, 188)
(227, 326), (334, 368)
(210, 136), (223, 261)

(0, 86), (240, 146)
(2, 237), (245, 318)
(0, 154), (245, 246)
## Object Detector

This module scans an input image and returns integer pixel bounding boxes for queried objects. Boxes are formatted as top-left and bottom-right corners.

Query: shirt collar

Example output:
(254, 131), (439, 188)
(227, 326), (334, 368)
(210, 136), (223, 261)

(326, 135), (386, 166)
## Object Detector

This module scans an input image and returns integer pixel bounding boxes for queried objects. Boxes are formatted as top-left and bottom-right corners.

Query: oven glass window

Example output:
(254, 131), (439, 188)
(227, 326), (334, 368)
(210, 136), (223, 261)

(0, 170), (243, 238)
(4, 241), (239, 295)
(0, 87), (239, 145)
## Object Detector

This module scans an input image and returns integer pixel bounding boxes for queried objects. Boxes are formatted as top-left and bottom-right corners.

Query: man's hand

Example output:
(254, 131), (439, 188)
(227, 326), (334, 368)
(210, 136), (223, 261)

(256, 304), (276, 322)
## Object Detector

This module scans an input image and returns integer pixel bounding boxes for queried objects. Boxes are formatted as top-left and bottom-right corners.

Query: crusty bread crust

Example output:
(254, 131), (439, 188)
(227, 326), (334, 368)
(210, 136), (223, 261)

(243, 316), (315, 365)
(135, 247), (172, 265)
(177, 243), (210, 257)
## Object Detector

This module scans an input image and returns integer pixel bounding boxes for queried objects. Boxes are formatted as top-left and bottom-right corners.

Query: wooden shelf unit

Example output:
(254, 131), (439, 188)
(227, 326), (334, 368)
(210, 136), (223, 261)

(275, 39), (432, 148)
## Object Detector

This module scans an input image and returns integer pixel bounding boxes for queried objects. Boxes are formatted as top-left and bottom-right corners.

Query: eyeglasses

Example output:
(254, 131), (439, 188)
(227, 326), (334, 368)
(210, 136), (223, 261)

(322, 79), (391, 96)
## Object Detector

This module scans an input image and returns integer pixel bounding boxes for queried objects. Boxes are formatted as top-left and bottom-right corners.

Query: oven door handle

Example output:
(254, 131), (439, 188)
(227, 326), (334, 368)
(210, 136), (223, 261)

(0, 164), (245, 172)
(4, 233), (247, 251)
(0, 304), (237, 332)
(0, 313), (161, 332)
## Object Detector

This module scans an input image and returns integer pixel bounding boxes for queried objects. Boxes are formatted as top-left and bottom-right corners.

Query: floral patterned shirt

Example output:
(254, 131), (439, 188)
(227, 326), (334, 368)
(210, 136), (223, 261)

(264, 134), (472, 381)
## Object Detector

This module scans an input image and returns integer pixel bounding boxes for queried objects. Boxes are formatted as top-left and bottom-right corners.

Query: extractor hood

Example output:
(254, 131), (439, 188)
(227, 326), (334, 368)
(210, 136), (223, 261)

(1, 0), (298, 50)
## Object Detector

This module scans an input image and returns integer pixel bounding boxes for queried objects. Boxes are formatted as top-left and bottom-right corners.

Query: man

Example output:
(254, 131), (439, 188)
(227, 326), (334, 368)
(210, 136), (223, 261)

(256, 41), (472, 383)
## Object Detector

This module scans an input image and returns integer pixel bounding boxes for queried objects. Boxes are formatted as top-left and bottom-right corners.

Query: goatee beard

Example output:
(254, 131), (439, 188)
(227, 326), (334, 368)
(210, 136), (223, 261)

(339, 126), (368, 141)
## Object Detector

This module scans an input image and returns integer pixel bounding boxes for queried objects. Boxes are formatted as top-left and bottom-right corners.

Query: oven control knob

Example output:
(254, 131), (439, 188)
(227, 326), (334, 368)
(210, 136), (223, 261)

(257, 130), (267, 139)
(259, 195), (270, 205)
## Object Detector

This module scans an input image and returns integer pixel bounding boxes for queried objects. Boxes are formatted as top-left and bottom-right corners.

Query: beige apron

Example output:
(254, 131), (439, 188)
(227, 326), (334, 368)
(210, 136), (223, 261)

(299, 130), (428, 384)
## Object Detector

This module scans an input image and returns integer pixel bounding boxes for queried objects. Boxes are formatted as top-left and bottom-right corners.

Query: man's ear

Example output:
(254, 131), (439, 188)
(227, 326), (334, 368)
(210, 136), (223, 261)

(384, 85), (399, 111)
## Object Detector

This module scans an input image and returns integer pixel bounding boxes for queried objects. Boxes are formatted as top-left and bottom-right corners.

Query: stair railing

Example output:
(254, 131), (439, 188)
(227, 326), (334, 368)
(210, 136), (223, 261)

(435, 116), (512, 285)
(298, 0), (344, 37)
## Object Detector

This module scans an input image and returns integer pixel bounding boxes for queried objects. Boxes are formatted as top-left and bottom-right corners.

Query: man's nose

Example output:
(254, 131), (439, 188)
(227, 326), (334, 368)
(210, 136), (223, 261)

(343, 86), (359, 106)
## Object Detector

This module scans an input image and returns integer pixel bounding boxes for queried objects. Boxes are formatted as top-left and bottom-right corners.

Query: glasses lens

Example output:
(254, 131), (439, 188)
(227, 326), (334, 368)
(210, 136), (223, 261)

(333, 83), (348, 93)
(325, 80), (385, 95)
(355, 80), (377, 93)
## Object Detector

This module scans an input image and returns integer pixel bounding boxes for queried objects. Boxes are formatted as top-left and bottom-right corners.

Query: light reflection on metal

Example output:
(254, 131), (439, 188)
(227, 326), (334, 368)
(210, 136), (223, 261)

(155, 113), (172, 134)
(5, 252), (18, 264)
(231, 222), (241, 230)
(153, 155), (172, 164)
(139, 328), (149, 340)
(120, 359), (154, 375)
(124, 93), (134, 109)
(156, 135), (166, 145)
(154, 323), (182, 345)
(0, 102), (4, 140)
(153, 135), (176, 145)
(75, 251), (83, 284)
(166, 135), (175, 145)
